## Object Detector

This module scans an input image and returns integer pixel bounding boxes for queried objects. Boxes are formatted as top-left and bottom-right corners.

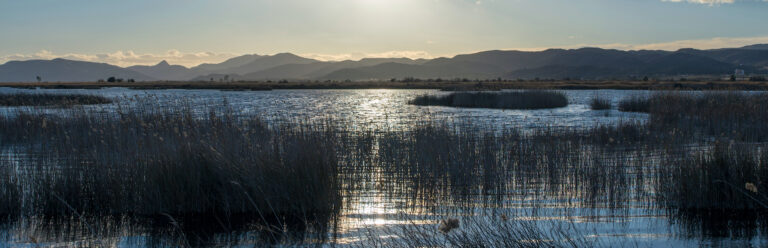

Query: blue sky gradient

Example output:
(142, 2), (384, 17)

(1, 0), (767, 66)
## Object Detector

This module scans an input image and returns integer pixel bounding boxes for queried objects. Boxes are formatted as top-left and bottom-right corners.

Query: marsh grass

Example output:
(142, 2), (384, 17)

(3, 91), (768, 245)
(0, 93), (112, 107)
(589, 97), (612, 110)
(618, 91), (768, 141)
(657, 144), (768, 211)
(618, 95), (652, 112)
(409, 91), (568, 109)
(357, 212), (597, 248)
(0, 103), (343, 239)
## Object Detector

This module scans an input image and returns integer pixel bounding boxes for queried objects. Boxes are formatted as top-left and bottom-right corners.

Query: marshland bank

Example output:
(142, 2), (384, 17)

(4, 79), (768, 91)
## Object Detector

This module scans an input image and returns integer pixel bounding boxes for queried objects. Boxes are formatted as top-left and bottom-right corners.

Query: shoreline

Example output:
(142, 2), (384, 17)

(1, 80), (768, 91)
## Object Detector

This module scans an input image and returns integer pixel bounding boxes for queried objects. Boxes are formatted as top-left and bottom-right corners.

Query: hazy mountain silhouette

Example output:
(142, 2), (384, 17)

(128, 60), (195, 81)
(191, 54), (263, 73)
(0, 59), (153, 82)
(2, 45), (768, 82)
(740, 44), (768, 50)
(240, 58), (425, 80)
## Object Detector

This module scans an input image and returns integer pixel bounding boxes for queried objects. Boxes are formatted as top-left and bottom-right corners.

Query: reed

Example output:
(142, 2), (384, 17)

(589, 97), (612, 110)
(409, 91), (569, 109)
(0, 104), (342, 233)
(0, 93), (112, 106)
(656, 143), (768, 211)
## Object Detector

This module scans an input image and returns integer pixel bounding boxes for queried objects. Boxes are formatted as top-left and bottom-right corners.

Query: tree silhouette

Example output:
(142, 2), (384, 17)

(36, 76), (41, 82)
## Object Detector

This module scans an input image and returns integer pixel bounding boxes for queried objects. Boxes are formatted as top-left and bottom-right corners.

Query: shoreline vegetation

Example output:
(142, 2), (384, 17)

(0, 93), (112, 107)
(3, 80), (768, 91)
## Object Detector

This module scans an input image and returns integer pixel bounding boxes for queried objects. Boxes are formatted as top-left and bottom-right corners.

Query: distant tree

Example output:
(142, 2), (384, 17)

(731, 75), (737, 81)
(116, 78), (124, 83)
(210, 78), (214, 82)
(98, 79), (105, 83)
(107, 77), (117, 83)
(643, 76), (649, 81)
(36, 76), (41, 83)
(127, 79), (135, 83)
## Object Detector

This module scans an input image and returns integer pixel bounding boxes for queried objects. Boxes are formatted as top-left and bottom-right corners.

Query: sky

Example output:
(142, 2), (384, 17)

(1, 0), (767, 67)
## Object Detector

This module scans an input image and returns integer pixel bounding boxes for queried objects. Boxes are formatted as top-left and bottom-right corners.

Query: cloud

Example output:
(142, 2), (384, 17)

(300, 50), (438, 61)
(662, 0), (735, 5)
(509, 36), (768, 52)
(0, 50), (237, 67)
(2, 35), (767, 67)
(661, 0), (768, 5)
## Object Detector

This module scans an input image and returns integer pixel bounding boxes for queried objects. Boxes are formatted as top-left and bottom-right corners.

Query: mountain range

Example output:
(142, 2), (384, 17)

(2, 45), (768, 83)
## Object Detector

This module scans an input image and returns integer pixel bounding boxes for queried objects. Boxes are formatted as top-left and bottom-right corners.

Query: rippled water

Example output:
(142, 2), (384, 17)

(0, 87), (764, 247)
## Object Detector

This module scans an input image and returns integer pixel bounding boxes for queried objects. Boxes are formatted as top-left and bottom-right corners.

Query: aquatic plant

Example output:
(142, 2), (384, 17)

(589, 96), (611, 110)
(0, 103), (343, 236)
(0, 93), (112, 106)
(409, 91), (569, 109)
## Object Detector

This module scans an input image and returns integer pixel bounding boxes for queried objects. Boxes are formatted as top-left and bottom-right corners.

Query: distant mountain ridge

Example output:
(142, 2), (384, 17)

(1, 44), (767, 82)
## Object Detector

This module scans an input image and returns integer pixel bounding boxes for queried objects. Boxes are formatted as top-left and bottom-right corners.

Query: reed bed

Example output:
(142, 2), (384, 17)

(589, 97), (612, 110)
(1, 91), (768, 245)
(619, 91), (768, 141)
(0, 104), (343, 235)
(656, 144), (768, 211)
(409, 91), (569, 109)
(0, 93), (112, 107)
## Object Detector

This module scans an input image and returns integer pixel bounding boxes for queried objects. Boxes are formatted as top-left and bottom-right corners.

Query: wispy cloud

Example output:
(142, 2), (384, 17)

(662, 0), (735, 5)
(511, 36), (768, 52)
(661, 0), (768, 5)
(2, 35), (767, 67)
(300, 51), (438, 61)
(0, 50), (236, 67)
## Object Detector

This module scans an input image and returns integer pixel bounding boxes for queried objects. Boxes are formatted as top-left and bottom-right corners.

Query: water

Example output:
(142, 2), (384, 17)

(0, 87), (763, 247)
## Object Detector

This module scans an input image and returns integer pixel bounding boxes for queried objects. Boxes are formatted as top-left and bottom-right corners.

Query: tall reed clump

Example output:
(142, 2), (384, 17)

(0, 93), (113, 107)
(589, 97), (612, 110)
(409, 91), (568, 109)
(656, 144), (768, 211)
(617, 91), (768, 141)
(617, 95), (652, 112)
(0, 103), (342, 230)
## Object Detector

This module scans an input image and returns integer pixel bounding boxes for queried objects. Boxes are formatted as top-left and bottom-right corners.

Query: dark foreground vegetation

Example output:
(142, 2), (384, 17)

(1, 91), (768, 246)
(0, 104), (343, 242)
(409, 91), (568, 109)
(0, 93), (112, 106)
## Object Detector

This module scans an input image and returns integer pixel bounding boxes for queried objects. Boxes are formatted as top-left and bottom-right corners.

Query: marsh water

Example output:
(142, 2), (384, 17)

(0, 88), (764, 247)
